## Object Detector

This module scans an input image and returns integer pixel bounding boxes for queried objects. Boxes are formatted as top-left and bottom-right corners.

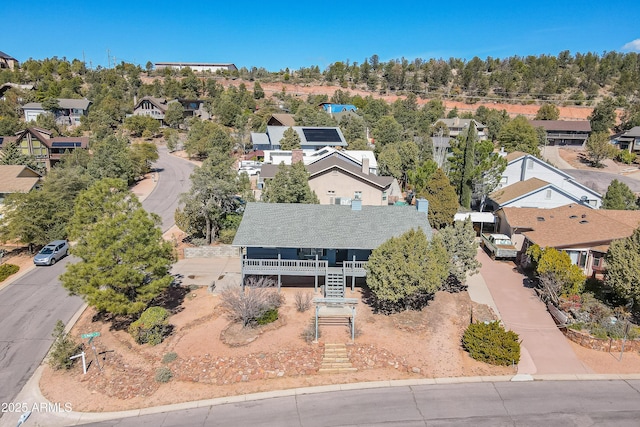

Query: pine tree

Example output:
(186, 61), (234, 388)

(280, 127), (301, 150)
(438, 218), (481, 285)
(417, 168), (458, 229)
(459, 122), (476, 209)
(602, 179), (639, 210)
(605, 227), (640, 305)
(262, 162), (318, 204)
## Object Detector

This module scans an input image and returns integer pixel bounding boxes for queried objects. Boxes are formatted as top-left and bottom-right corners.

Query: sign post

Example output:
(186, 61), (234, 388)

(81, 332), (102, 371)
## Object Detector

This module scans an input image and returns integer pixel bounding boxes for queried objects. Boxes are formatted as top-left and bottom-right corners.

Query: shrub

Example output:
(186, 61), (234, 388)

(155, 366), (173, 383)
(49, 320), (83, 370)
(0, 264), (19, 282)
(128, 307), (171, 346)
(219, 277), (283, 328)
(162, 352), (178, 364)
(462, 321), (520, 366)
(615, 150), (637, 165)
(294, 291), (313, 312)
(256, 308), (279, 325)
(301, 320), (319, 343)
(217, 228), (236, 244)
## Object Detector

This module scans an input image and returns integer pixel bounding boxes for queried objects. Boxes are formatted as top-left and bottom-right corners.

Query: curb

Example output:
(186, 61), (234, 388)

(0, 261), (35, 293)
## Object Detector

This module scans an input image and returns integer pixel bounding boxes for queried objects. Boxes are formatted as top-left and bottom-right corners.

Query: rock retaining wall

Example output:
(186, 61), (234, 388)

(184, 245), (240, 258)
(563, 328), (640, 352)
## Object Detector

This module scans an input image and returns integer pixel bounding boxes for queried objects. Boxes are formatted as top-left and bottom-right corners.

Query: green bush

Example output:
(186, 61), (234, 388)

(49, 320), (83, 370)
(129, 307), (171, 346)
(615, 150), (637, 164)
(217, 228), (236, 244)
(462, 321), (520, 366)
(162, 352), (178, 364)
(0, 264), (19, 282)
(256, 308), (279, 325)
(155, 366), (173, 383)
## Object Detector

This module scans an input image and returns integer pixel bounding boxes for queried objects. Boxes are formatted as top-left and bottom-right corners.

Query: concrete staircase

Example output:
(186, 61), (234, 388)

(318, 343), (357, 374)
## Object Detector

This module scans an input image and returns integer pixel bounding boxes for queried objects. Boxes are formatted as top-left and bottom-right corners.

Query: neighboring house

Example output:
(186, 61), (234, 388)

(267, 113), (296, 127)
(0, 127), (89, 170)
(488, 177), (599, 210)
(0, 165), (41, 205)
(153, 62), (237, 73)
(0, 51), (18, 70)
(22, 98), (91, 127)
(251, 126), (348, 151)
(615, 126), (640, 154)
(318, 103), (359, 121)
(262, 146), (378, 174)
(232, 199), (432, 295)
(434, 118), (488, 140)
(132, 96), (210, 124)
(529, 120), (591, 146)
(259, 151), (400, 205)
(0, 83), (34, 100)
(491, 151), (602, 209)
(495, 204), (640, 276)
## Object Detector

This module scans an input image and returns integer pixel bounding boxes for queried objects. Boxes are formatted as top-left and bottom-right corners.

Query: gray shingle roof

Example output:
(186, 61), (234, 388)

(233, 202), (432, 249)
(266, 126), (347, 147)
(529, 120), (591, 132)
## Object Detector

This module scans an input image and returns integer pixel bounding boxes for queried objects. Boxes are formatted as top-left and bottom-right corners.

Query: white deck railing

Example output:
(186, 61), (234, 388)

(242, 258), (329, 274)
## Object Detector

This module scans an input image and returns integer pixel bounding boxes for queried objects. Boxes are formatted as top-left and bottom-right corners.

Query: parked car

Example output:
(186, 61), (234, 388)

(33, 240), (69, 266)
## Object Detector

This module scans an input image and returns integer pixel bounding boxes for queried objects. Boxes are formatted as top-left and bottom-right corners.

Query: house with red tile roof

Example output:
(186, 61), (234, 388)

(496, 204), (640, 276)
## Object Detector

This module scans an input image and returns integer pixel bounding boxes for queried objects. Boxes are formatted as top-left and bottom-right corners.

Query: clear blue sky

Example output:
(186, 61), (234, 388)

(3, 1), (640, 72)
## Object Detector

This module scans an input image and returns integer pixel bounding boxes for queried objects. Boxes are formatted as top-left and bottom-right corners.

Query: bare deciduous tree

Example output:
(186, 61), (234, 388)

(219, 277), (283, 327)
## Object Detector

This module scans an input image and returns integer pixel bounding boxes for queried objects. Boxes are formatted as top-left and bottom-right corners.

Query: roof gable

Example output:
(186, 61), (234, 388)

(0, 165), (41, 193)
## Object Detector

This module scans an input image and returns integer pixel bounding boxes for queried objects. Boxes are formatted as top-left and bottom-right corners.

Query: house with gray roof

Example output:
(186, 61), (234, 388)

(615, 126), (640, 154)
(434, 118), (487, 140)
(529, 120), (591, 146)
(23, 98), (91, 127)
(233, 199), (432, 296)
(0, 51), (18, 70)
(251, 126), (348, 151)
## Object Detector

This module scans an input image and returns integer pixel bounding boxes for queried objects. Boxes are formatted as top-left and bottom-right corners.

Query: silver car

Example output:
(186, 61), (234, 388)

(33, 240), (69, 266)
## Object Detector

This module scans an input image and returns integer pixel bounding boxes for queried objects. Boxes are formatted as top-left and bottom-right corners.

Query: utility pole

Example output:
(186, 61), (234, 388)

(107, 49), (111, 68)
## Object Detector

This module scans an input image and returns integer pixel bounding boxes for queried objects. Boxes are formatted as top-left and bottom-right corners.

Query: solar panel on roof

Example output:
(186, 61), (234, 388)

(52, 142), (81, 148)
(302, 128), (341, 143)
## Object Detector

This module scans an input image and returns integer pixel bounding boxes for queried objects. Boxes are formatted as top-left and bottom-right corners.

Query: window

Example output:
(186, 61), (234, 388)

(354, 191), (362, 200)
(527, 159), (534, 169)
(545, 189), (552, 199)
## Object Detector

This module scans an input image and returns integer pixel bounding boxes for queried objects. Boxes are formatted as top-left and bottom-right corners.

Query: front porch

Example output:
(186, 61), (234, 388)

(240, 255), (367, 297)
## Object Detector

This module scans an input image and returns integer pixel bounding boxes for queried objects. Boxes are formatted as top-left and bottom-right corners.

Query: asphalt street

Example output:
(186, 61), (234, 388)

(78, 380), (640, 427)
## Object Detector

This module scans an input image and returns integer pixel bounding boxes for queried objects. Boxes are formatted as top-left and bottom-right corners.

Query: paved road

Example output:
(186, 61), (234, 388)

(0, 149), (194, 417)
(77, 380), (640, 426)
(477, 248), (591, 375)
(561, 168), (640, 195)
(142, 146), (195, 232)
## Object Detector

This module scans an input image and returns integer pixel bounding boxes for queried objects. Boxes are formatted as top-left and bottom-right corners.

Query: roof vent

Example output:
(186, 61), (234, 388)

(537, 217), (545, 221)
(569, 215), (578, 219)
(580, 220), (589, 224)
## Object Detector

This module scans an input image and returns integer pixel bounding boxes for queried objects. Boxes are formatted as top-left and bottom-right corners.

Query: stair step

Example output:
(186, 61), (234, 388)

(318, 367), (358, 374)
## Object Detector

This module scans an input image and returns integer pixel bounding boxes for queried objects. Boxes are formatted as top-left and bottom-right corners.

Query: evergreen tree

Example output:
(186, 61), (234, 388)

(417, 168), (458, 229)
(253, 81), (265, 99)
(372, 116), (403, 147)
(365, 228), (449, 312)
(262, 162), (319, 204)
(589, 97), (618, 133)
(534, 103), (560, 120)
(164, 102), (185, 129)
(585, 132), (617, 167)
(438, 218), (481, 286)
(497, 116), (540, 156)
(605, 227), (640, 305)
(602, 179), (639, 210)
(61, 207), (174, 316)
(459, 122), (476, 209)
(0, 140), (40, 171)
(280, 127), (301, 150)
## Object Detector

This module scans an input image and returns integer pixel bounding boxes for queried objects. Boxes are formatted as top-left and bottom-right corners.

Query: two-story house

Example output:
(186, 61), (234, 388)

(133, 96), (210, 125)
(251, 126), (348, 151)
(529, 120), (591, 146)
(487, 151), (602, 210)
(0, 127), (88, 170)
(615, 126), (640, 154)
(22, 98), (91, 127)
(434, 118), (488, 141)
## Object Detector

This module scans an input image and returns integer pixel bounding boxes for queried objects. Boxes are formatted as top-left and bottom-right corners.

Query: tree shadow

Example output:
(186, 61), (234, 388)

(361, 285), (434, 315)
(149, 284), (190, 315)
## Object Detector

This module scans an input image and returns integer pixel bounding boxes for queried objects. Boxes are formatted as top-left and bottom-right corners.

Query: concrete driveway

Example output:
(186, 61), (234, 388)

(476, 248), (592, 375)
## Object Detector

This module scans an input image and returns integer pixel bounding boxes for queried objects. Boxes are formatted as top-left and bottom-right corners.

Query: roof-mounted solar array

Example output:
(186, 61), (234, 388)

(302, 128), (341, 143)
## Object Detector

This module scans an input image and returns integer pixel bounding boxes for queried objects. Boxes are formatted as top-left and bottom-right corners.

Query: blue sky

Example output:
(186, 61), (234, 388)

(3, 1), (640, 72)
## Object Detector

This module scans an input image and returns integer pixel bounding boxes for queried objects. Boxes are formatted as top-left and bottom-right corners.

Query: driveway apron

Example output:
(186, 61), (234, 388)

(476, 248), (592, 375)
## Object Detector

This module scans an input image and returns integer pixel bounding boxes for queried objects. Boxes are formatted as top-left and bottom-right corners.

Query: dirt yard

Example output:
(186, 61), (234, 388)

(40, 287), (513, 412)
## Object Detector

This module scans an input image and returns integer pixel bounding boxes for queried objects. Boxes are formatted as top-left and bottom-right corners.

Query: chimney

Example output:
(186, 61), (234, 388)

(416, 198), (429, 214)
(361, 157), (370, 175)
(292, 149), (303, 164)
